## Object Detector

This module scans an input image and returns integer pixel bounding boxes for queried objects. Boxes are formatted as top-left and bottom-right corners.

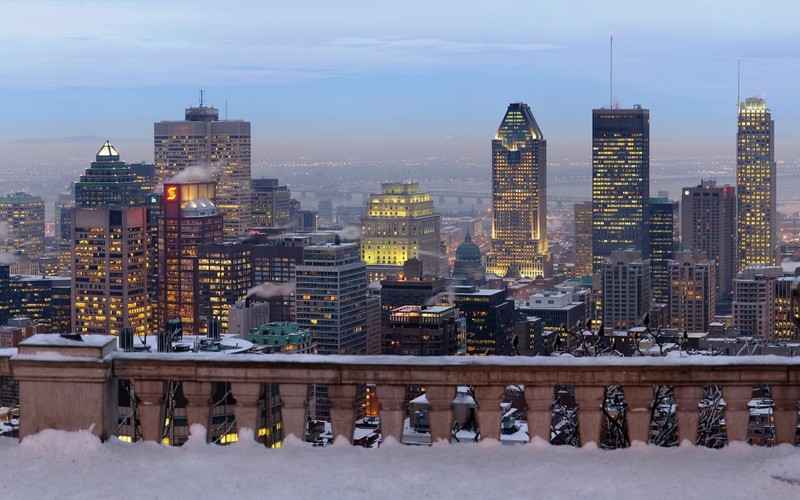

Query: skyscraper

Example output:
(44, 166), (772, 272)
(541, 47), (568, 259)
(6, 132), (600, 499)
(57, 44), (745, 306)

(360, 182), (442, 282)
(251, 178), (291, 228)
(573, 201), (593, 277)
(487, 102), (551, 279)
(71, 207), (149, 336)
(649, 197), (679, 312)
(592, 106), (650, 272)
(601, 248), (651, 330)
(681, 180), (737, 300)
(158, 181), (224, 333)
(0, 193), (45, 257)
(669, 249), (716, 333)
(75, 141), (144, 209)
(155, 102), (251, 239)
(197, 241), (253, 334)
(737, 97), (776, 270)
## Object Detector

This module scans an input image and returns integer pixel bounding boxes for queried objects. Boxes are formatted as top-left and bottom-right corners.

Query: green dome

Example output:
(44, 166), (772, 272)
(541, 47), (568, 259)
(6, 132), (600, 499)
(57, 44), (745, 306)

(455, 233), (481, 261)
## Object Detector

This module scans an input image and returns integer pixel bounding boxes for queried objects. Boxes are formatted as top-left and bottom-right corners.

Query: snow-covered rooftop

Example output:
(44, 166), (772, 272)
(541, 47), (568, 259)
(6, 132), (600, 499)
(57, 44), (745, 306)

(1, 426), (798, 499)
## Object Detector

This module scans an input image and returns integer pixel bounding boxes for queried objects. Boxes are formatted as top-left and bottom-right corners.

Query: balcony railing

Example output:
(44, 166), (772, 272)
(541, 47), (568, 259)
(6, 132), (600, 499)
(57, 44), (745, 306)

(1, 335), (799, 447)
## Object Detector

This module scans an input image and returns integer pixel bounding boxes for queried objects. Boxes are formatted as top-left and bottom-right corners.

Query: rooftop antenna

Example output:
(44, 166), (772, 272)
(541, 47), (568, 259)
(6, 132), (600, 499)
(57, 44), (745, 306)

(609, 33), (613, 109)
(200, 89), (205, 107)
(737, 58), (741, 111)
(225, 101), (228, 120)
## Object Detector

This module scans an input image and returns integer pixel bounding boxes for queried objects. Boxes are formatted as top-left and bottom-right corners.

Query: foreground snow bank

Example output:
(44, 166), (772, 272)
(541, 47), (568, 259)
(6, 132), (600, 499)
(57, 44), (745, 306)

(1, 428), (799, 499)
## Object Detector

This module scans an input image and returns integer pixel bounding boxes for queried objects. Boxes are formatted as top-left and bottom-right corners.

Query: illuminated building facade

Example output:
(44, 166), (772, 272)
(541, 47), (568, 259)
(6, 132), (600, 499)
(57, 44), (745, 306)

(0, 192), (45, 257)
(382, 305), (463, 355)
(732, 265), (781, 338)
(360, 182), (442, 282)
(379, 270), (446, 327)
(649, 198), (679, 314)
(1, 268), (71, 333)
(573, 201), (593, 277)
(600, 248), (651, 330)
(453, 286), (514, 356)
(681, 180), (737, 300)
(775, 276), (800, 342)
(592, 106), (650, 272)
(71, 207), (148, 336)
(197, 241), (253, 334)
(295, 242), (367, 355)
(75, 141), (144, 209)
(158, 182), (224, 334)
(487, 102), (551, 279)
(155, 104), (251, 239)
(251, 238), (306, 323)
(251, 178), (291, 228)
(737, 97), (776, 270)
(668, 249), (716, 333)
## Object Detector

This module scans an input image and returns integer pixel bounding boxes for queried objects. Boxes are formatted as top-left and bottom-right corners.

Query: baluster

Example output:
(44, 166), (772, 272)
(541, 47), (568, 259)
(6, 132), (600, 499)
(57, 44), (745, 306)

(425, 385), (454, 444)
(771, 385), (799, 445)
(574, 386), (605, 446)
(182, 381), (212, 442)
(231, 382), (263, 440)
(524, 385), (552, 443)
(674, 386), (702, 445)
(278, 383), (308, 441)
(474, 385), (505, 441)
(377, 385), (406, 444)
(327, 384), (357, 444)
(723, 385), (752, 444)
(625, 385), (653, 444)
(133, 379), (164, 442)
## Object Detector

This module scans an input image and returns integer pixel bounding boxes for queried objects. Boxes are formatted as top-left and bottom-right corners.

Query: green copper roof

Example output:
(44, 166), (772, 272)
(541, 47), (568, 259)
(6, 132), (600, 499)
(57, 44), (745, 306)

(455, 232), (481, 261)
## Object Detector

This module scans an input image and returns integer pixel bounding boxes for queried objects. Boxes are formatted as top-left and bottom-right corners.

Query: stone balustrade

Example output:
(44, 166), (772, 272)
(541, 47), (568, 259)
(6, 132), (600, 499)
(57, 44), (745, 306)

(1, 335), (799, 447)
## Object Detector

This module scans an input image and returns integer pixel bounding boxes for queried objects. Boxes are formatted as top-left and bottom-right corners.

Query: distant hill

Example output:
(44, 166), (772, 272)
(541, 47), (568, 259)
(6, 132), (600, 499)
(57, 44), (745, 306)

(6, 136), (149, 145)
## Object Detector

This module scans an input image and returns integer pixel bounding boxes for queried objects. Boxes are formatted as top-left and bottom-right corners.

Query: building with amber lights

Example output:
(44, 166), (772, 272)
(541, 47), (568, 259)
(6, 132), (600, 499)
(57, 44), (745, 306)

(668, 249), (716, 333)
(0, 192), (45, 257)
(737, 97), (776, 271)
(486, 102), (551, 279)
(197, 241), (253, 334)
(573, 201), (593, 277)
(158, 181), (224, 334)
(71, 207), (148, 336)
(360, 182), (442, 282)
(592, 106), (650, 272)
(155, 103), (251, 240)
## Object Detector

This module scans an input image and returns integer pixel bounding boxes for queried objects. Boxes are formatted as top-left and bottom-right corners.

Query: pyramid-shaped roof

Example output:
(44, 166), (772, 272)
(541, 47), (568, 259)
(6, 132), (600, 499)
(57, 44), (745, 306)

(96, 140), (120, 161)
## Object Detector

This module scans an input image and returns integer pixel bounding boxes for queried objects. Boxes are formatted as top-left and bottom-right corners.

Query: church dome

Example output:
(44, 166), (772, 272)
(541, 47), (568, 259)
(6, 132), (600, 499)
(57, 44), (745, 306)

(455, 233), (481, 261)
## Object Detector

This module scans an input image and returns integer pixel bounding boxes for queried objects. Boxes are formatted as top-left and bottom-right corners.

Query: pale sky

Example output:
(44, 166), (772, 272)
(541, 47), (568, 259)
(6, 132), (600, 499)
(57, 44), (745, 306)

(3, 0), (800, 161)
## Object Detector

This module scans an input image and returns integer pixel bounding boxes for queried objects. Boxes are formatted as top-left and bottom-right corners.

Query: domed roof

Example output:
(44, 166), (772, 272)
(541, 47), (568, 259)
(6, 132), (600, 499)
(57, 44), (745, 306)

(455, 233), (481, 261)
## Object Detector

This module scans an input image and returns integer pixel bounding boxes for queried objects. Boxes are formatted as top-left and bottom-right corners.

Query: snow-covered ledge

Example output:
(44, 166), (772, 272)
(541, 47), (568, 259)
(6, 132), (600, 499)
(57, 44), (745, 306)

(3, 335), (800, 446)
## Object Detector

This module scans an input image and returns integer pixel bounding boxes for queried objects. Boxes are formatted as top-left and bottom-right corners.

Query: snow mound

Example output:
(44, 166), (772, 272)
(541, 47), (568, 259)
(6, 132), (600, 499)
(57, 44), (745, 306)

(19, 427), (103, 458)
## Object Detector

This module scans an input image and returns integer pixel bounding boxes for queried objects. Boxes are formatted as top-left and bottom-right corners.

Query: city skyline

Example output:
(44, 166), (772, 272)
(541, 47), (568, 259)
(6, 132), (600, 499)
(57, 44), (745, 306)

(4, 1), (800, 163)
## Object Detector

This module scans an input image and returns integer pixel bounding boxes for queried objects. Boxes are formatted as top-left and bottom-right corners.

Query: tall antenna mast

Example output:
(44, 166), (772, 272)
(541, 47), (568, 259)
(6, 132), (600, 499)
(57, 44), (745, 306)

(609, 33), (613, 108)
(737, 58), (741, 111)
(200, 89), (204, 107)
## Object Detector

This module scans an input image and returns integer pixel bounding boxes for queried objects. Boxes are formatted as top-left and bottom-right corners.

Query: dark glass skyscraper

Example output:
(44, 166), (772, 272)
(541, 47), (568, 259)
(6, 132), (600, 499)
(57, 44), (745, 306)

(737, 97), (776, 270)
(649, 197), (679, 312)
(592, 106), (650, 272)
(487, 102), (551, 279)
(75, 141), (144, 209)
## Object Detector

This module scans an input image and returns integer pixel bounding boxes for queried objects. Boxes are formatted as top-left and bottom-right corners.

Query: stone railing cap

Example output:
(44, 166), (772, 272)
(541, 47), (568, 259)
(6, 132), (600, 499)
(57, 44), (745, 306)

(18, 334), (117, 359)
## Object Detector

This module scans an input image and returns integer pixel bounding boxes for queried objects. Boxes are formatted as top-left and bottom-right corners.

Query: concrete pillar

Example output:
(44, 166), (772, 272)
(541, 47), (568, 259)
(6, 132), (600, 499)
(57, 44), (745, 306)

(625, 385), (654, 444)
(524, 385), (553, 443)
(425, 385), (454, 443)
(723, 385), (752, 444)
(231, 382), (263, 440)
(377, 385), (406, 444)
(182, 381), (212, 442)
(279, 383), (308, 440)
(474, 385), (505, 441)
(12, 334), (118, 441)
(771, 385), (799, 445)
(133, 379), (165, 442)
(674, 385), (702, 445)
(328, 384), (357, 444)
(574, 386), (605, 446)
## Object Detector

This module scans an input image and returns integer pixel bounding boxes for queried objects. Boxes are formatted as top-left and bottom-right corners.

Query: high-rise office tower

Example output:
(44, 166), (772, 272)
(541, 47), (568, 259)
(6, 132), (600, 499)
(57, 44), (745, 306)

(54, 191), (75, 242)
(732, 265), (781, 338)
(681, 180), (737, 300)
(0, 192), (45, 257)
(360, 182), (442, 282)
(453, 286), (514, 355)
(75, 141), (144, 209)
(250, 237), (307, 323)
(600, 248), (651, 330)
(573, 201), (593, 277)
(669, 249), (716, 333)
(251, 178), (291, 228)
(737, 97), (776, 270)
(155, 101), (251, 239)
(486, 102), (552, 279)
(197, 241), (253, 334)
(775, 275), (800, 342)
(592, 106), (650, 272)
(158, 181), (224, 333)
(71, 207), (149, 336)
(296, 242), (367, 355)
(649, 198), (679, 312)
